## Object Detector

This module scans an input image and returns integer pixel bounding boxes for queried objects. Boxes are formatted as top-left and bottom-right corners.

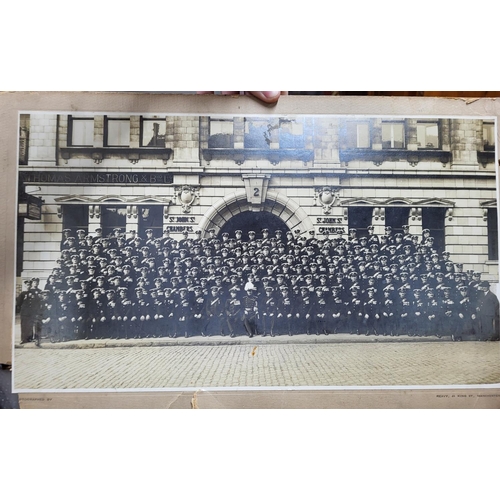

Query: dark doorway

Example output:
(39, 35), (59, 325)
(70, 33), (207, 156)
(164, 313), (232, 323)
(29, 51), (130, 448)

(422, 207), (447, 254)
(385, 207), (411, 234)
(138, 205), (164, 239)
(100, 204), (127, 237)
(348, 206), (373, 239)
(63, 205), (89, 235)
(219, 211), (290, 240)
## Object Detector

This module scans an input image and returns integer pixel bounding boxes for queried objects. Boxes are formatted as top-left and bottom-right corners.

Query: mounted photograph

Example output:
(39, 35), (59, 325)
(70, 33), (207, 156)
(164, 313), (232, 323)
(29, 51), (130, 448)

(13, 111), (500, 392)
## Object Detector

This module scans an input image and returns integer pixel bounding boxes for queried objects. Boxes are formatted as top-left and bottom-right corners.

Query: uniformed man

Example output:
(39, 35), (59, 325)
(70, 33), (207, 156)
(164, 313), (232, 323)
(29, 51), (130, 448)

(380, 287), (396, 336)
(103, 289), (119, 339)
(311, 286), (328, 336)
(362, 287), (380, 336)
(204, 286), (224, 337)
(39, 290), (56, 345)
(242, 282), (259, 338)
(292, 286), (311, 335)
(19, 278), (42, 344)
(394, 286), (412, 336)
(260, 286), (278, 337)
(130, 287), (151, 339)
(115, 287), (132, 339)
(72, 289), (90, 340)
(225, 287), (242, 338)
(327, 286), (345, 334)
(159, 288), (178, 338)
(424, 288), (440, 337)
(409, 288), (426, 337)
(54, 291), (72, 342)
(456, 286), (477, 341)
(175, 288), (191, 338)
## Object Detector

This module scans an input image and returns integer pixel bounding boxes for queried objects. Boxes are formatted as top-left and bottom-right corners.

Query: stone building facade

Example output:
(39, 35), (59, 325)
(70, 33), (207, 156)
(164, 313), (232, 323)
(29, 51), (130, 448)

(17, 113), (498, 288)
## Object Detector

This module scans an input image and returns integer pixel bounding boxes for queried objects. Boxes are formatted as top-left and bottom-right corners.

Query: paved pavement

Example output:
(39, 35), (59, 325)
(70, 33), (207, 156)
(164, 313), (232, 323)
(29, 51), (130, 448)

(11, 317), (500, 391)
(13, 340), (500, 391)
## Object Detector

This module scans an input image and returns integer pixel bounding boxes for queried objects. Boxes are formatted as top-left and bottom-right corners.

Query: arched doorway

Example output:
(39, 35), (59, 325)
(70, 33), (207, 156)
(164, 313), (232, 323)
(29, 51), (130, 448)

(198, 189), (313, 238)
(219, 210), (290, 240)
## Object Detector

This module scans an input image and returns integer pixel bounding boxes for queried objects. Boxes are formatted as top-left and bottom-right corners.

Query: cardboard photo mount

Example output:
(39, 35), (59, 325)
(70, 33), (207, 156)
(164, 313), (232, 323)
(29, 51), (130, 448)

(2, 91), (500, 408)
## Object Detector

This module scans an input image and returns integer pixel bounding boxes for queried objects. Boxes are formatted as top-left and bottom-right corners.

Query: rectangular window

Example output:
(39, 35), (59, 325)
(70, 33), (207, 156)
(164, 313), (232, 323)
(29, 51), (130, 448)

(208, 118), (234, 148)
(210, 119), (234, 136)
(279, 119), (305, 148)
(69, 116), (94, 146)
(487, 208), (498, 260)
(105, 117), (130, 147)
(382, 122), (405, 149)
(244, 118), (270, 149)
(483, 121), (495, 151)
(345, 121), (370, 148)
(141, 118), (166, 147)
(417, 121), (439, 149)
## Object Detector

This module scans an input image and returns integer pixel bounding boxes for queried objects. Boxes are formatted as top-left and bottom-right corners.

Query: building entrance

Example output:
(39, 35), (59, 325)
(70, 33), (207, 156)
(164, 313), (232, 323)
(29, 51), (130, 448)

(219, 210), (290, 240)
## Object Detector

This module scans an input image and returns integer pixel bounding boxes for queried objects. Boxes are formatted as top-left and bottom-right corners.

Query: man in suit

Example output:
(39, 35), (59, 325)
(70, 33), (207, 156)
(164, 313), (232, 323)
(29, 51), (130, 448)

(475, 281), (500, 341)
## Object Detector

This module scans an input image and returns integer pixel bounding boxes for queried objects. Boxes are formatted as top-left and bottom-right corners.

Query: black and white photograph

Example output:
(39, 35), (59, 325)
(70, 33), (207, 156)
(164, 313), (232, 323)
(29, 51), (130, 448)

(12, 111), (500, 391)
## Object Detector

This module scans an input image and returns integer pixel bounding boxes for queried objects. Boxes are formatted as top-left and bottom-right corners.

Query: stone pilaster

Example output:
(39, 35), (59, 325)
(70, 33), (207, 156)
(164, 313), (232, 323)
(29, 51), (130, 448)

(233, 117), (244, 148)
(406, 119), (418, 151)
(450, 118), (479, 166)
(371, 118), (382, 150)
(172, 116), (200, 164)
(130, 116), (140, 148)
(28, 114), (57, 166)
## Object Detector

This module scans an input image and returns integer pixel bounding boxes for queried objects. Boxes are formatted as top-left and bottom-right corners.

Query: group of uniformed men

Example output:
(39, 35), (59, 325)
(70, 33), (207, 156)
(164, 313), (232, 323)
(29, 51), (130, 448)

(16, 223), (500, 346)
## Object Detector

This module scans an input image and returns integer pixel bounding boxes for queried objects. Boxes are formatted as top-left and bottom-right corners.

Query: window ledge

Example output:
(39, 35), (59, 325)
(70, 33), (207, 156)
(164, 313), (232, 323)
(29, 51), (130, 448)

(477, 151), (495, 167)
(339, 149), (451, 167)
(60, 147), (173, 165)
(201, 148), (314, 165)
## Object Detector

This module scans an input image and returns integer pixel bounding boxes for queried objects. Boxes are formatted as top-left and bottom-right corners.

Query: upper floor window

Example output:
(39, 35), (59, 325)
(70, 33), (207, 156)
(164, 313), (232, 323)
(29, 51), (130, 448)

(417, 121), (439, 149)
(279, 119), (305, 148)
(244, 118), (271, 149)
(345, 121), (370, 148)
(208, 118), (234, 148)
(105, 117), (130, 147)
(68, 116), (94, 146)
(382, 121), (405, 149)
(483, 121), (495, 151)
(141, 118), (166, 147)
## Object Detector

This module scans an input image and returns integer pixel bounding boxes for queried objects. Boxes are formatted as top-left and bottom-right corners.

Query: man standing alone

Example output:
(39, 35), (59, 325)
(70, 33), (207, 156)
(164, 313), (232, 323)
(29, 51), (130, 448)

(476, 281), (500, 341)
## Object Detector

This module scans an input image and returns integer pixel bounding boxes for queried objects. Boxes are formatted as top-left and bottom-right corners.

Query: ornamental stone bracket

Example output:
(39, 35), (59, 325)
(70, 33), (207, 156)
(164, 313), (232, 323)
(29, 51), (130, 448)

(481, 200), (497, 221)
(314, 187), (340, 214)
(410, 207), (422, 221)
(242, 175), (271, 211)
(174, 185), (200, 213)
(89, 205), (101, 219)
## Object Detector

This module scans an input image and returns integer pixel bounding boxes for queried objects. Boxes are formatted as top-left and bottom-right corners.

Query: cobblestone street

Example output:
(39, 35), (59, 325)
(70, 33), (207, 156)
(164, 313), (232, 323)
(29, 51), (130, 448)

(13, 340), (500, 391)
